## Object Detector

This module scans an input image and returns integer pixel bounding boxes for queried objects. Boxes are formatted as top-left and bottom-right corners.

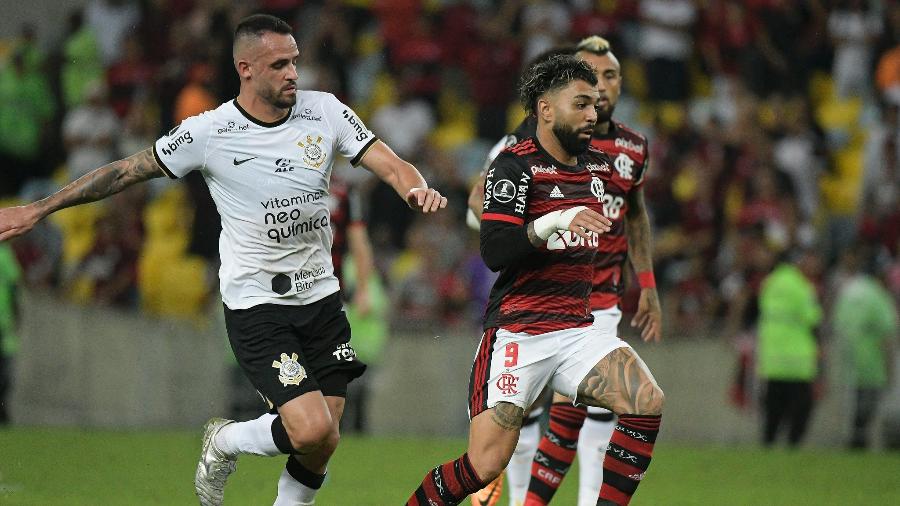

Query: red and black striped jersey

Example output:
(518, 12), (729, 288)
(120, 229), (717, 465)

(588, 121), (650, 310)
(327, 176), (365, 292)
(480, 136), (612, 335)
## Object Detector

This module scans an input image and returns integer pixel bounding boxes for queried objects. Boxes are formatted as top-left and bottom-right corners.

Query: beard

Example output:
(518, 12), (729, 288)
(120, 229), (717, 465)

(262, 84), (297, 109)
(596, 103), (616, 125)
(552, 122), (591, 156)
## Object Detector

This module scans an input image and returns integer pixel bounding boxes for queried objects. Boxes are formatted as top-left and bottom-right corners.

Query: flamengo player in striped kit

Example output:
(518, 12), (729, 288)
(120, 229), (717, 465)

(0, 14), (448, 506)
(525, 36), (663, 506)
(407, 55), (664, 506)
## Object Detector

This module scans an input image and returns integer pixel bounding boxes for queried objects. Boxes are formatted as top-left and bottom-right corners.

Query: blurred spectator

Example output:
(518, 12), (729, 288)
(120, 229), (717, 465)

(860, 103), (900, 255)
(0, 50), (55, 196)
(832, 245), (898, 449)
(370, 73), (436, 161)
(84, 0), (141, 67)
(61, 10), (104, 108)
(875, 2), (900, 104)
(174, 62), (218, 123)
(828, 0), (882, 99)
(757, 249), (824, 447)
(65, 190), (145, 308)
(638, 0), (696, 102)
(464, 14), (521, 139)
(0, 243), (21, 425)
(62, 82), (120, 180)
(106, 37), (157, 118)
(771, 96), (827, 227)
(520, 0), (572, 64)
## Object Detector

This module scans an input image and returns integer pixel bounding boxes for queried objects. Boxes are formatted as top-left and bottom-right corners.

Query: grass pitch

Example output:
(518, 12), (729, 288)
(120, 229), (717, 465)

(1, 427), (899, 505)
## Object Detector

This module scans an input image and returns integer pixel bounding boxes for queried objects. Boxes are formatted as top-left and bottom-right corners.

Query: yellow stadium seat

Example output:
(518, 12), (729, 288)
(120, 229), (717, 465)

(816, 96), (862, 132)
(821, 147), (863, 215)
(50, 202), (105, 267)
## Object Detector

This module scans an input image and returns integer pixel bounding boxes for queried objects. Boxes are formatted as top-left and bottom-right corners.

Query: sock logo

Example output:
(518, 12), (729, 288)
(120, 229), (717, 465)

(432, 468), (445, 496)
(615, 426), (650, 441)
(608, 446), (639, 464)
(537, 468), (561, 485)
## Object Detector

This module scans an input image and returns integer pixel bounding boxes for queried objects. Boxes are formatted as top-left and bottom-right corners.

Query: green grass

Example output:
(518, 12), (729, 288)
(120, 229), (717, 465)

(1, 427), (899, 505)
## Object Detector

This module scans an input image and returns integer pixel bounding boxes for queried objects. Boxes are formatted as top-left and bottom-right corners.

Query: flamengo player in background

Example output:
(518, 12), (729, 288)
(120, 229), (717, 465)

(0, 14), (447, 506)
(525, 36), (662, 506)
(407, 55), (664, 506)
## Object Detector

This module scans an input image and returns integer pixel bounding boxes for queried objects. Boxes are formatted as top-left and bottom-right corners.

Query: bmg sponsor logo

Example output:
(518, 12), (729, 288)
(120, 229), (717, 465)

(161, 130), (193, 155)
(341, 109), (370, 142)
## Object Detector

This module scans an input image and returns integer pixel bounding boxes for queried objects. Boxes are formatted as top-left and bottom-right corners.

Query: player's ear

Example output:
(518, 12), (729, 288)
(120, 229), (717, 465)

(537, 97), (553, 123)
(236, 59), (252, 80)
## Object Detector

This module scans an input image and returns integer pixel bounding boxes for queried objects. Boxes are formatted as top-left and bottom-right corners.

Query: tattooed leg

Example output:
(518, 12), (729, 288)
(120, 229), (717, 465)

(464, 402), (524, 483)
(576, 348), (664, 416)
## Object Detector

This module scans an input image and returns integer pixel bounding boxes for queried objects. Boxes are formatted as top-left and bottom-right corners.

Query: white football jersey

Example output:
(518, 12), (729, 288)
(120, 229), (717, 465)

(153, 92), (377, 309)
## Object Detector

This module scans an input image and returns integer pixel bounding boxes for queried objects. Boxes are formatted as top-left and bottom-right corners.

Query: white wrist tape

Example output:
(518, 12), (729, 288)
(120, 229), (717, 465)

(532, 206), (587, 241)
(466, 208), (481, 230)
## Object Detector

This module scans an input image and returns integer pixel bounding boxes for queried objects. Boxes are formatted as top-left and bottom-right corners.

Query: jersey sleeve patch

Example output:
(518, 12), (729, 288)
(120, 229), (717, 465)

(482, 152), (530, 225)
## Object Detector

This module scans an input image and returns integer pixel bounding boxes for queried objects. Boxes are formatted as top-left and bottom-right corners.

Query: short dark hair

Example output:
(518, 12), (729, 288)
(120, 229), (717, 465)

(518, 54), (598, 115)
(234, 14), (292, 40)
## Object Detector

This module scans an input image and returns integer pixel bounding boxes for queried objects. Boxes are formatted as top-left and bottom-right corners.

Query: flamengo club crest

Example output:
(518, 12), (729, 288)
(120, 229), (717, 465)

(497, 373), (519, 396)
(591, 176), (605, 202)
(272, 352), (307, 386)
(297, 135), (327, 169)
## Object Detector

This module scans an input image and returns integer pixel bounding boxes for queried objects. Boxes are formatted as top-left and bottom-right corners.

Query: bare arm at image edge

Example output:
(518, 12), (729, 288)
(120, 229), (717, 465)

(0, 148), (165, 242)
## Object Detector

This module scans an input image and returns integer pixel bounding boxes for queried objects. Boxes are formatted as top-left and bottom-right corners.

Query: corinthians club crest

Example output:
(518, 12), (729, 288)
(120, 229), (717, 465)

(272, 352), (307, 386)
(298, 134), (327, 169)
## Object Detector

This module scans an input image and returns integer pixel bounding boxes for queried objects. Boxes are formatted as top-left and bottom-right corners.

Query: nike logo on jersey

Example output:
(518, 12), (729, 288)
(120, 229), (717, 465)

(233, 156), (257, 165)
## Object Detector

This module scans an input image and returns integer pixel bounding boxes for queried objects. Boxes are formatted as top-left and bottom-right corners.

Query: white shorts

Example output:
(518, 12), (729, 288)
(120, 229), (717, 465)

(468, 321), (629, 419)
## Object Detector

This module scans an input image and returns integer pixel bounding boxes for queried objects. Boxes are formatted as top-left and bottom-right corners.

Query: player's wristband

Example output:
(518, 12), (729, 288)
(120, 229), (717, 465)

(531, 206), (587, 241)
(637, 271), (656, 289)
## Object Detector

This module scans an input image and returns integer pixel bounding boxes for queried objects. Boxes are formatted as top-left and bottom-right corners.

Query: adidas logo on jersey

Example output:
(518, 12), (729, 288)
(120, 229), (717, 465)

(549, 186), (565, 198)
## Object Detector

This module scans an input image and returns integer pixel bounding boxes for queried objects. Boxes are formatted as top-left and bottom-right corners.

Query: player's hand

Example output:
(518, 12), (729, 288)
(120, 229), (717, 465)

(631, 287), (662, 342)
(0, 204), (41, 242)
(406, 187), (448, 213)
(566, 208), (611, 241)
(352, 287), (372, 317)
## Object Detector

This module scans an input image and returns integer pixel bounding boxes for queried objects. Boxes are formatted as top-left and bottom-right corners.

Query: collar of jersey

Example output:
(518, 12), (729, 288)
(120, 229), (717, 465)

(232, 98), (292, 128)
(533, 136), (581, 172)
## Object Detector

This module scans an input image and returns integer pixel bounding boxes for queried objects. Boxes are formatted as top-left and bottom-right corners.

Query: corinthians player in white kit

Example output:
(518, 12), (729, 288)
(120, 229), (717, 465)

(0, 14), (447, 506)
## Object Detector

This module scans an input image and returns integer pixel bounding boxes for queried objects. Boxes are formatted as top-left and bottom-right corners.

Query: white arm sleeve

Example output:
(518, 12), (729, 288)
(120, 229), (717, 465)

(324, 94), (378, 166)
(152, 113), (212, 178)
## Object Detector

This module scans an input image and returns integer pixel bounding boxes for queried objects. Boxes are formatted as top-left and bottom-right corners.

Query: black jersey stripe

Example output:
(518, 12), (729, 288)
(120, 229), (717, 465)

(152, 144), (178, 179)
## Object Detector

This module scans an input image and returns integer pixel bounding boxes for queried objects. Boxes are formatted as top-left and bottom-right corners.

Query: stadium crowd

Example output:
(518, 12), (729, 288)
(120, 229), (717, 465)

(0, 0), (898, 346)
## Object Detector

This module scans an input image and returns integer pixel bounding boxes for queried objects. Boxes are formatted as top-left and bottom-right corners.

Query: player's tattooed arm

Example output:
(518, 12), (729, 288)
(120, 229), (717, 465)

(37, 148), (164, 217)
(625, 188), (653, 274)
(491, 402), (525, 431)
(626, 187), (663, 341)
(525, 222), (544, 247)
(576, 347), (664, 415)
(0, 148), (165, 242)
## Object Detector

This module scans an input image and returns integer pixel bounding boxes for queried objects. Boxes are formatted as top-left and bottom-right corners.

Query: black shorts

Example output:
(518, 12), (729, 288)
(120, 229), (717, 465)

(223, 292), (367, 408)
